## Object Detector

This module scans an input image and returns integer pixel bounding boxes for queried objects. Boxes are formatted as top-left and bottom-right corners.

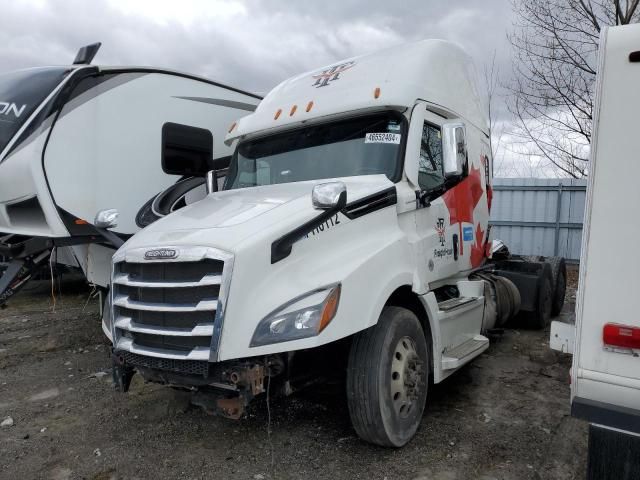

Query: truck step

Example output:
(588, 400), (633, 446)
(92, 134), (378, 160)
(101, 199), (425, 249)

(441, 335), (489, 370)
(438, 296), (477, 312)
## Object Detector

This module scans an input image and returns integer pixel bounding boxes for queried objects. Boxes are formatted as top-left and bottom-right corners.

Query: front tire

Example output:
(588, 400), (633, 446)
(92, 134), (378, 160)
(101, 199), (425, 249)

(346, 307), (429, 447)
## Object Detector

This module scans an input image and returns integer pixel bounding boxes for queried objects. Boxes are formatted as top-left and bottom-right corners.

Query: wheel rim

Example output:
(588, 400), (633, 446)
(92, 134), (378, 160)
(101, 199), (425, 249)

(390, 336), (425, 419)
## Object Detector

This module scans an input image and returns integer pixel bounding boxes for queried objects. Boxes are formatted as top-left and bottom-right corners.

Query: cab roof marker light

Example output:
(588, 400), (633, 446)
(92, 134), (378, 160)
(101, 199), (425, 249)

(274, 109), (282, 120)
(290, 105), (297, 116)
(374, 87), (381, 99)
(306, 101), (314, 112)
(603, 322), (640, 350)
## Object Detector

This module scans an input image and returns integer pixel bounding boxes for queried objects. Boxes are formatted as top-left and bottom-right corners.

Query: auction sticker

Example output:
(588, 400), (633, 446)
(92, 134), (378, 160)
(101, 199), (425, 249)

(365, 132), (401, 144)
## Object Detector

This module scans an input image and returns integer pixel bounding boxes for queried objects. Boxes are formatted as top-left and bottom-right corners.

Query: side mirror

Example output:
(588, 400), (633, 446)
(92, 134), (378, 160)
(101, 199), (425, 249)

(161, 122), (214, 176)
(312, 182), (347, 210)
(95, 209), (119, 229)
(442, 123), (468, 178)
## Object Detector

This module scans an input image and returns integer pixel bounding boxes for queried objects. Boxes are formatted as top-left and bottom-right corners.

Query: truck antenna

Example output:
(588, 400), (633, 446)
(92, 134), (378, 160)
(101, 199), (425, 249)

(73, 42), (102, 65)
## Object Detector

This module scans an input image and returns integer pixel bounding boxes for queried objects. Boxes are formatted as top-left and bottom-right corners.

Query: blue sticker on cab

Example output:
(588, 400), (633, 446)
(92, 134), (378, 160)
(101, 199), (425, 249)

(463, 226), (473, 241)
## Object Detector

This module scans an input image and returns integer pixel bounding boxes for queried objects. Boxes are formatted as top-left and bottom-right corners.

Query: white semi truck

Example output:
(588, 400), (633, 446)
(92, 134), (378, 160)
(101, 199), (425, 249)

(0, 43), (261, 306)
(550, 24), (640, 478)
(105, 40), (565, 447)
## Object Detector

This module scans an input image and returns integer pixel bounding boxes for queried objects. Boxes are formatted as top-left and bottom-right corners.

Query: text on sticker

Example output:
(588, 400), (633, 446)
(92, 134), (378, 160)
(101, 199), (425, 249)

(364, 133), (401, 144)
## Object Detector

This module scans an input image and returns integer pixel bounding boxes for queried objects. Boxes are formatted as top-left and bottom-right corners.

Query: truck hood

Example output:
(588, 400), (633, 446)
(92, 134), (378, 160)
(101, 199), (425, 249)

(126, 175), (394, 253)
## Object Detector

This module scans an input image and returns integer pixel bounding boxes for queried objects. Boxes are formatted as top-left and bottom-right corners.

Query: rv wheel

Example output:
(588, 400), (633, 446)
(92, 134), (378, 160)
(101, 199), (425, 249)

(346, 307), (429, 447)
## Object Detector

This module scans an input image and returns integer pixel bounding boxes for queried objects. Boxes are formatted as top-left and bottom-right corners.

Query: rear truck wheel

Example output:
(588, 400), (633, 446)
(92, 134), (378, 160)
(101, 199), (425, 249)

(346, 306), (429, 447)
(546, 256), (567, 316)
(523, 264), (553, 329)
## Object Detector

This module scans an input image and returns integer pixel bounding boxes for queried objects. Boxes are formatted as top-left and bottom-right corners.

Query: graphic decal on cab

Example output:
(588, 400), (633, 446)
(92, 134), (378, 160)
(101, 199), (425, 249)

(442, 162), (486, 268)
(311, 61), (356, 88)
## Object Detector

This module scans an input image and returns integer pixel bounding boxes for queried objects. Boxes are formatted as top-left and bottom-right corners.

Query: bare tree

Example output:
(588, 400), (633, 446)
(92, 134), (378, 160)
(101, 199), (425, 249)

(484, 52), (503, 167)
(508, 0), (639, 178)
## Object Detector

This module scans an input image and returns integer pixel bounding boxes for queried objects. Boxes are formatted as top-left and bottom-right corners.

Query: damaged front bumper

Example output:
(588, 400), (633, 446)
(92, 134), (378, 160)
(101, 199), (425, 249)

(111, 349), (282, 419)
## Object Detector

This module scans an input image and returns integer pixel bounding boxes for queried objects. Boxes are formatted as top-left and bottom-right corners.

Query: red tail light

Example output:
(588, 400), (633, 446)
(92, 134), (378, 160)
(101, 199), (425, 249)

(603, 323), (640, 349)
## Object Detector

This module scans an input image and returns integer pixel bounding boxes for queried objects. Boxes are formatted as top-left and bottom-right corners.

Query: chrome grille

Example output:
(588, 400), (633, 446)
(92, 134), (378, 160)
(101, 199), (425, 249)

(117, 258), (223, 283)
(111, 246), (233, 363)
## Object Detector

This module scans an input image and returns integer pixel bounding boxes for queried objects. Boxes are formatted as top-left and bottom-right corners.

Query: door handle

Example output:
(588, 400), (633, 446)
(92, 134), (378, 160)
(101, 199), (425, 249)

(453, 234), (458, 261)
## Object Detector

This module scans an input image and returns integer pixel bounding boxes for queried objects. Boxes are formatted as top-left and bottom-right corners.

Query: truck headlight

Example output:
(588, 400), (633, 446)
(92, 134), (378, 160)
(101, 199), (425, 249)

(250, 284), (341, 347)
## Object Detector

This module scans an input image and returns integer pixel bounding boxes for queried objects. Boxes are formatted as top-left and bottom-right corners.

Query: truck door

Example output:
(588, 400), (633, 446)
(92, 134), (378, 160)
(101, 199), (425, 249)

(405, 105), (461, 286)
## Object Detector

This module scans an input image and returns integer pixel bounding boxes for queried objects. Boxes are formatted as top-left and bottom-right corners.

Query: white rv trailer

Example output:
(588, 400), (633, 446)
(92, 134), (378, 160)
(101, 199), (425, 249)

(550, 24), (640, 478)
(0, 44), (261, 306)
(105, 39), (566, 447)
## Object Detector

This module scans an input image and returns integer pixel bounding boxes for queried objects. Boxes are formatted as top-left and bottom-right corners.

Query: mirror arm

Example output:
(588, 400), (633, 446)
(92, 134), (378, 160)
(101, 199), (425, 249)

(416, 184), (448, 208)
(206, 170), (217, 194)
(416, 190), (431, 208)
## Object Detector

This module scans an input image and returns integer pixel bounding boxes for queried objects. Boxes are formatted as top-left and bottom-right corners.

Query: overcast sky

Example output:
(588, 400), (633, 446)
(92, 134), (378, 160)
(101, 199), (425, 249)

(1, 0), (531, 174)
(0, 0), (514, 95)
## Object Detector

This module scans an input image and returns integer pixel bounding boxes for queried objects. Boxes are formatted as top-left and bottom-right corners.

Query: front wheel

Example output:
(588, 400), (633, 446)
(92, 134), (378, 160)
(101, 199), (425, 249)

(346, 306), (429, 447)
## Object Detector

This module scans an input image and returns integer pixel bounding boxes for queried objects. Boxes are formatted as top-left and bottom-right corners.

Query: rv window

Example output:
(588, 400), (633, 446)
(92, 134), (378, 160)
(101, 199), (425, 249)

(418, 122), (444, 191)
(0, 67), (69, 155)
(225, 112), (405, 190)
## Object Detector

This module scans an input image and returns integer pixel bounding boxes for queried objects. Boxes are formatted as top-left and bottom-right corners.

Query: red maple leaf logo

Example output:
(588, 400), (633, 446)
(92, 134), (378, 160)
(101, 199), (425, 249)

(442, 164), (484, 255)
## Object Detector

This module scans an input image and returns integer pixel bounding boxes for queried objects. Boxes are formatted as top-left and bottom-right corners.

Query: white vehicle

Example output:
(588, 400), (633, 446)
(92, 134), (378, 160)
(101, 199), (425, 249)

(0, 43), (261, 306)
(550, 24), (640, 478)
(106, 40), (564, 447)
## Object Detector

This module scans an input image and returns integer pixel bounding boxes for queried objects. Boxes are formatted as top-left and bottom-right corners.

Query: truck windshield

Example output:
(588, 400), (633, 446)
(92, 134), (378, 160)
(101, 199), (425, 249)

(0, 67), (69, 154)
(225, 112), (405, 190)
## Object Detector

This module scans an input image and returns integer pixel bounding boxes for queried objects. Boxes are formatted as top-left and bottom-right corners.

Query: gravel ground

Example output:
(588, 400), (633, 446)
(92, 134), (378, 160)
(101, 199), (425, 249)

(0, 270), (587, 480)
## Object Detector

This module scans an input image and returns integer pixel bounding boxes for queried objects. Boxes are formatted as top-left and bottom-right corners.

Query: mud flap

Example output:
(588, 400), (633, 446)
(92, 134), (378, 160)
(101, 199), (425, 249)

(587, 424), (640, 480)
(112, 353), (135, 393)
